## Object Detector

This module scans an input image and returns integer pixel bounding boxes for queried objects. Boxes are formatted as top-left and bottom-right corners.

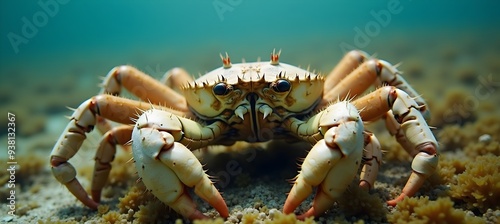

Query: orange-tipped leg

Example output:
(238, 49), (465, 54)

(387, 171), (426, 206)
(50, 156), (99, 209)
(66, 178), (99, 209)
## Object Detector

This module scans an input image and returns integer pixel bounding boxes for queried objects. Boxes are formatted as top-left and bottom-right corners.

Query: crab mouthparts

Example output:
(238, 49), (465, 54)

(258, 104), (273, 119)
(231, 93), (276, 142)
(234, 104), (273, 120)
(234, 94), (274, 121)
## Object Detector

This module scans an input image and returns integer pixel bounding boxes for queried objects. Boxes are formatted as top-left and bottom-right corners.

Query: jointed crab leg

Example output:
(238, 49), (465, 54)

(96, 65), (193, 134)
(323, 50), (369, 91)
(101, 65), (189, 112)
(131, 109), (229, 219)
(91, 125), (133, 202)
(321, 61), (377, 108)
(352, 86), (439, 206)
(161, 67), (194, 94)
(374, 60), (431, 120)
(50, 95), (186, 209)
(359, 132), (382, 190)
(321, 51), (430, 120)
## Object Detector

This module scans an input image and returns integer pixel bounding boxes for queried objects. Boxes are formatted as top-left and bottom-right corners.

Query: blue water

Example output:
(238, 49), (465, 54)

(1, 1), (499, 92)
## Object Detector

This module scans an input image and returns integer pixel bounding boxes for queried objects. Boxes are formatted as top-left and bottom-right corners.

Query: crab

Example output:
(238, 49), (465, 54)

(50, 50), (438, 220)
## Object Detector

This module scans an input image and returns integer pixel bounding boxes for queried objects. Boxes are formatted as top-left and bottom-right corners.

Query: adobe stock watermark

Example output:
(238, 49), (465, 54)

(6, 113), (17, 217)
(7, 0), (70, 54)
(339, 0), (404, 54)
(213, 0), (243, 21)
(442, 74), (499, 125)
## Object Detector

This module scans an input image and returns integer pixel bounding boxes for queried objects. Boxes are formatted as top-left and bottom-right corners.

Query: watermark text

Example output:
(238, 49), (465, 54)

(213, 0), (243, 21)
(6, 112), (17, 217)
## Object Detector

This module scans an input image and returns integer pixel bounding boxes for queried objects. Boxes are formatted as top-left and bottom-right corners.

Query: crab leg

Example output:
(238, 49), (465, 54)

(91, 125), (133, 202)
(96, 65), (192, 134)
(50, 95), (186, 209)
(359, 131), (383, 190)
(161, 67), (194, 94)
(283, 101), (364, 219)
(323, 50), (369, 91)
(321, 54), (430, 120)
(321, 58), (380, 108)
(374, 60), (430, 120)
(100, 65), (188, 112)
(352, 86), (439, 206)
(132, 109), (229, 219)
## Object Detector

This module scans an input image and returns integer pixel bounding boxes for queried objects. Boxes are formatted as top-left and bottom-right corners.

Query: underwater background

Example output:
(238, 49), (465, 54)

(1, 1), (500, 223)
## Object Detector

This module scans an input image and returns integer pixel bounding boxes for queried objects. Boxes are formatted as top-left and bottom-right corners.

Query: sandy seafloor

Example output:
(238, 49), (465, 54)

(1, 1), (500, 224)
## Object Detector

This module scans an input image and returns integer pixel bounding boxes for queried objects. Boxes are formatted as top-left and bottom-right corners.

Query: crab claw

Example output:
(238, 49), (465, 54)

(283, 102), (364, 219)
(132, 109), (229, 219)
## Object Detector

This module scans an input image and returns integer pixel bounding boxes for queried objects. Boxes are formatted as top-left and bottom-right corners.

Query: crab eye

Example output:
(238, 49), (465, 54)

(272, 79), (291, 92)
(213, 83), (232, 95)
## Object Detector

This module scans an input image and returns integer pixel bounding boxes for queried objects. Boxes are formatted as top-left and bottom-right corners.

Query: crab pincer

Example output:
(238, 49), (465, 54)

(283, 102), (365, 219)
(131, 109), (229, 219)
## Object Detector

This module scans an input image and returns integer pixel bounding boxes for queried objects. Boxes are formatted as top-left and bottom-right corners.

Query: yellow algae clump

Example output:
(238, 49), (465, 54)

(431, 89), (477, 127)
(241, 212), (259, 224)
(435, 155), (467, 185)
(264, 212), (315, 224)
(438, 115), (500, 155)
(97, 204), (110, 215)
(193, 218), (225, 224)
(118, 184), (151, 212)
(438, 124), (473, 151)
(471, 115), (500, 141)
(101, 211), (124, 224)
(449, 155), (500, 212)
(387, 196), (484, 224)
(17, 154), (46, 178)
(464, 141), (500, 158)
